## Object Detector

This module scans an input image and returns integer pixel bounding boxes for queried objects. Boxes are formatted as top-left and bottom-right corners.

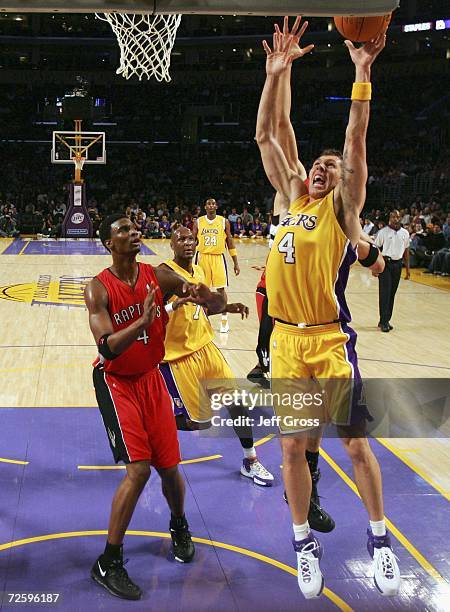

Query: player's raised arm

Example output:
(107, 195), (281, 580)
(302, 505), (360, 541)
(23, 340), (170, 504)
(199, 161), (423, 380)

(255, 30), (307, 204)
(155, 265), (226, 315)
(335, 34), (386, 243)
(274, 16), (312, 181)
(225, 219), (240, 275)
(84, 278), (156, 357)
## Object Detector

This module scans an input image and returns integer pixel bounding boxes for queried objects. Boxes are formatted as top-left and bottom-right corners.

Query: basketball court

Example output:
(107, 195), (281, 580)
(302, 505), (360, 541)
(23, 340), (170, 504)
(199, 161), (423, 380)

(0, 235), (449, 610)
(0, 0), (449, 609)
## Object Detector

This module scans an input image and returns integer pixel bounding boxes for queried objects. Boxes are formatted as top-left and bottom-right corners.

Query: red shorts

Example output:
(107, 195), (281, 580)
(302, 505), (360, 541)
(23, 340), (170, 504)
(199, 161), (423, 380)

(93, 365), (181, 467)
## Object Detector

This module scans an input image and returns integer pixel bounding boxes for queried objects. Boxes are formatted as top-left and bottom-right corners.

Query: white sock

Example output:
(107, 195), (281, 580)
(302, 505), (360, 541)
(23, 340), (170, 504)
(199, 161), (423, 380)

(370, 519), (386, 537)
(221, 314), (228, 322)
(243, 446), (256, 460)
(293, 521), (310, 542)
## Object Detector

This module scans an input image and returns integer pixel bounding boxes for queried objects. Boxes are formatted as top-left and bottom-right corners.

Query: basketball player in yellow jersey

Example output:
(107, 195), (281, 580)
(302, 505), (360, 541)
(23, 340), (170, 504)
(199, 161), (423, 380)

(159, 225), (274, 486)
(256, 17), (400, 599)
(193, 198), (240, 333)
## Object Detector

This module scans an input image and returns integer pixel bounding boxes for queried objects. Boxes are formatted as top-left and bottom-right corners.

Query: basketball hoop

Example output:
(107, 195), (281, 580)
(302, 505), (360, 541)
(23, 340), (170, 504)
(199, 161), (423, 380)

(72, 155), (86, 182)
(95, 13), (182, 82)
(72, 155), (86, 172)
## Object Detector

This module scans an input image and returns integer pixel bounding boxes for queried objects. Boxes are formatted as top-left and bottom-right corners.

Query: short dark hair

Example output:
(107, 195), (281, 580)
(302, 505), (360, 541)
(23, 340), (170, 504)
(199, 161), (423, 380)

(99, 213), (126, 250)
(319, 148), (343, 160)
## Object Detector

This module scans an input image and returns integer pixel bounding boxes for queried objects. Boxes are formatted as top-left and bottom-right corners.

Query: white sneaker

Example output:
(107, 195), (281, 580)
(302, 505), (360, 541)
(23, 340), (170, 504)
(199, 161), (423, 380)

(293, 534), (324, 599)
(367, 529), (401, 596)
(240, 458), (274, 486)
(220, 320), (230, 333)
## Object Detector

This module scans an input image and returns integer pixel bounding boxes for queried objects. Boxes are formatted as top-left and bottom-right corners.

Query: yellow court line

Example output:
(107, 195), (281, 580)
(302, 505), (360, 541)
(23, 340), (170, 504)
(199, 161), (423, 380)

(319, 448), (447, 585)
(376, 438), (450, 502)
(0, 530), (352, 611)
(17, 240), (30, 256)
(254, 433), (275, 448)
(0, 457), (29, 465)
(78, 454), (223, 470)
(0, 239), (13, 255)
(181, 454), (223, 464)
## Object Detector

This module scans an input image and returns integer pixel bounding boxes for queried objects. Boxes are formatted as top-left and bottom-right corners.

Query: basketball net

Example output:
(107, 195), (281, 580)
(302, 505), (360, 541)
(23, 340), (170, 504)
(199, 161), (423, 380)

(72, 155), (86, 183)
(96, 13), (182, 82)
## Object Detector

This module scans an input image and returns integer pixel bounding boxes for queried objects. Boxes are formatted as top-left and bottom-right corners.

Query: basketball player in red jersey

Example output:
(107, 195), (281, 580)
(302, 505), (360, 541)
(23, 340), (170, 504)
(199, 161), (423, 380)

(84, 213), (226, 601)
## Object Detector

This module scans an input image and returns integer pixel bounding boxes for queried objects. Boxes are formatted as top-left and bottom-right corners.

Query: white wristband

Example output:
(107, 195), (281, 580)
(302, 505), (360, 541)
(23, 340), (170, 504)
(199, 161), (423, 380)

(165, 302), (174, 314)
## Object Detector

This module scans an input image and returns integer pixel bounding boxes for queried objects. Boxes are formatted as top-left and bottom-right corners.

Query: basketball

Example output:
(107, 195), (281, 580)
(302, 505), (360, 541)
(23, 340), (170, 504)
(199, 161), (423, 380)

(334, 14), (392, 42)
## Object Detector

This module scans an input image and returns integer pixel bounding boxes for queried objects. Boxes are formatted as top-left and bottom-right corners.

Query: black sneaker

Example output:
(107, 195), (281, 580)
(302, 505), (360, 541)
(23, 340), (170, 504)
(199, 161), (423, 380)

(170, 519), (195, 563)
(309, 469), (335, 533)
(91, 556), (142, 600)
(284, 469), (335, 533)
(247, 365), (270, 389)
(378, 322), (393, 331)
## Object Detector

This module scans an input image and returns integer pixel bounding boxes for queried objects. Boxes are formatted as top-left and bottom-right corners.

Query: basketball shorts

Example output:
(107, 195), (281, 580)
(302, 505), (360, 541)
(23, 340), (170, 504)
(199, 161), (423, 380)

(270, 321), (368, 434)
(160, 341), (234, 423)
(194, 252), (228, 289)
(93, 365), (181, 467)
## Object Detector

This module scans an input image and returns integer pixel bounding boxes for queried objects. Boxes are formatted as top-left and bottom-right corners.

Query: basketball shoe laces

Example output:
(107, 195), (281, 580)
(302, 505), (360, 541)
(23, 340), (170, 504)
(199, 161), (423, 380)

(251, 460), (272, 479)
(297, 541), (320, 582)
(172, 524), (192, 545)
(107, 558), (135, 588)
(375, 547), (398, 580)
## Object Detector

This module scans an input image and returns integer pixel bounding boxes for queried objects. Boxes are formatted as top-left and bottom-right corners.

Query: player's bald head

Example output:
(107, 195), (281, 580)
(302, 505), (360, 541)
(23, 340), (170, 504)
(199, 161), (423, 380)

(171, 223), (193, 245)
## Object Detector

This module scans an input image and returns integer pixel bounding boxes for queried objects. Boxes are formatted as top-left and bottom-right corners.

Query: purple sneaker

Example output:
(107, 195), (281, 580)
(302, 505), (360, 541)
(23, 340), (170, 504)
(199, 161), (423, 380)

(367, 528), (401, 596)
(293, 533), (324, 599)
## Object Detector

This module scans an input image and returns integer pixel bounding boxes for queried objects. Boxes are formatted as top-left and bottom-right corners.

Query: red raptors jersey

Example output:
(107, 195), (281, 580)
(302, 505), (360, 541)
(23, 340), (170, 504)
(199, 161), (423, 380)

(95, 263), (168, 376)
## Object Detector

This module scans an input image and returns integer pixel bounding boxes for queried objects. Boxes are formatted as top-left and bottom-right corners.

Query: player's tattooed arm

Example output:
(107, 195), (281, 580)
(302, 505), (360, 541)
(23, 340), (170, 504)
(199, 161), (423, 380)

(84, 278), (156, 356)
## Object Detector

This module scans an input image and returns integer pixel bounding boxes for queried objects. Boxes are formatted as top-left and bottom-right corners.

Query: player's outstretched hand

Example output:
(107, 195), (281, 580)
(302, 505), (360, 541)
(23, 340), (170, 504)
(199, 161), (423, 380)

(344, 32), (386, 68)
(142, 282), (157, 326)
(226, 303), (249, 319)
(275, 16), (314, 62)
(234, 262), (240, 276)
(181, 281), (212, 304)
(262, 27), (295, 76)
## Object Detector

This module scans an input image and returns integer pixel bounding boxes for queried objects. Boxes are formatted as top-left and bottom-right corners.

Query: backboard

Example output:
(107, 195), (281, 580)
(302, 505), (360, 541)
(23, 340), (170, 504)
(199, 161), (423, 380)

(0, 1), (400, 16)
(51, 131), (106, 165)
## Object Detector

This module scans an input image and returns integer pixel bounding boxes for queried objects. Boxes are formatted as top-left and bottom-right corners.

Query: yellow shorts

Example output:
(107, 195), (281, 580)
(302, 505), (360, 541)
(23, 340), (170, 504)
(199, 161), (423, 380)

(270, 321), (366, 433)
(160, 341), (234, 423)
(194, 251), (228, 289)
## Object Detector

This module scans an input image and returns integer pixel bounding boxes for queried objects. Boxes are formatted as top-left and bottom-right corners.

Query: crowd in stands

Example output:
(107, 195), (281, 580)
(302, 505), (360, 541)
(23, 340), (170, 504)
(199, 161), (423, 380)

(2, 181), (449, 273)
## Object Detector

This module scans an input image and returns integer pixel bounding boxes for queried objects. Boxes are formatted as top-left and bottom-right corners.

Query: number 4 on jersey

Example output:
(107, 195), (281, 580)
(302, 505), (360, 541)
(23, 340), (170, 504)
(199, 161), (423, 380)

(137, 330), (149, 344)
(278, 232), (295, 263)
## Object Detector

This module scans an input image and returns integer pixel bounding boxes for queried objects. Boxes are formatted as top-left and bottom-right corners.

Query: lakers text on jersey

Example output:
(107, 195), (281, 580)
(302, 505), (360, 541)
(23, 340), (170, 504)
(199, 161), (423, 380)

(266, 190), (356, 326)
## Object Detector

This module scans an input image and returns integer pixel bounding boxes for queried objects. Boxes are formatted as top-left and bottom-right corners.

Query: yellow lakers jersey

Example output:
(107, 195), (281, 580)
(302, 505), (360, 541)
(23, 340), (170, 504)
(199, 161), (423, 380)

(266, 189), (357, 325)
(196, 215), (227, 255)
(163, 260), (214, 361)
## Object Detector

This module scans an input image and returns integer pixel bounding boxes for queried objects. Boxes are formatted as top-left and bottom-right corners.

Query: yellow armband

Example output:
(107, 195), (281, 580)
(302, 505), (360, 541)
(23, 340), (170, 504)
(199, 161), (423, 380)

(351, 82), (372, 101)
(228, 248), (237, 257)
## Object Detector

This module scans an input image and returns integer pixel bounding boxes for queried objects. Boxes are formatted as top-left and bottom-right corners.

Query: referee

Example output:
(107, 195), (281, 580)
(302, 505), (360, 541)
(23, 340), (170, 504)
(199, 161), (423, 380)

(374, 210), (410, 332)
